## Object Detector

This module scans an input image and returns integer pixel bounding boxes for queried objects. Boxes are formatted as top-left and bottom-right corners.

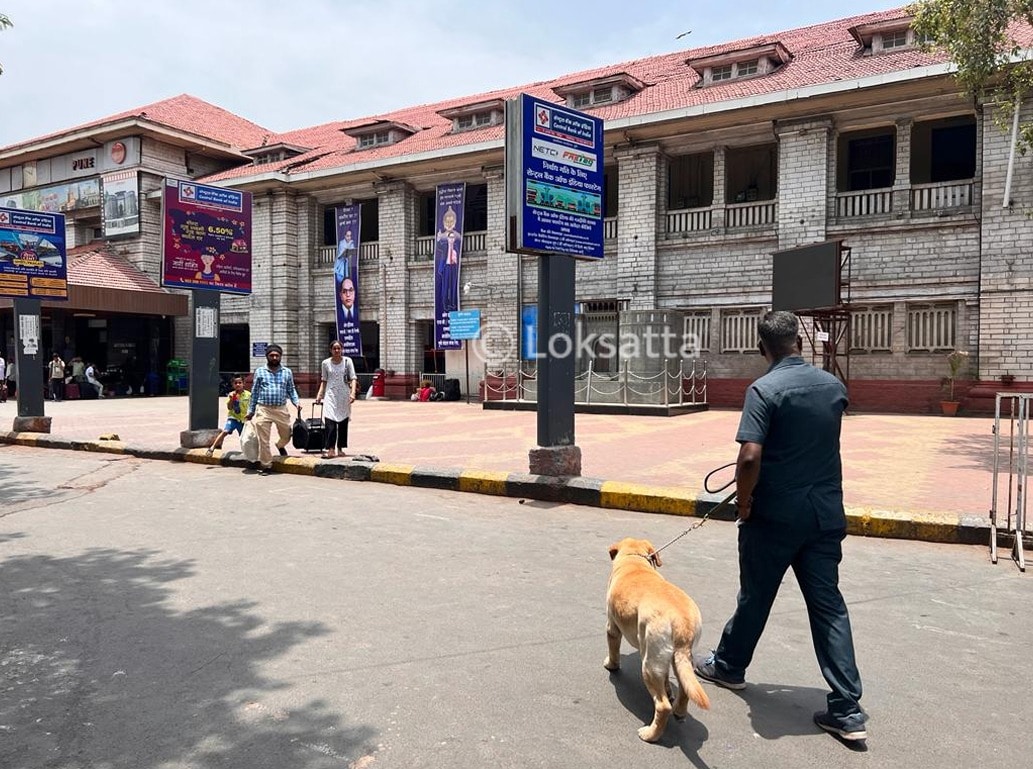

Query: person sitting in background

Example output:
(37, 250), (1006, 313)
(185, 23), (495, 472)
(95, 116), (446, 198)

(411, 379), (436, 402)
(71, 356), (85, 383)
(85, 362), (104, 398)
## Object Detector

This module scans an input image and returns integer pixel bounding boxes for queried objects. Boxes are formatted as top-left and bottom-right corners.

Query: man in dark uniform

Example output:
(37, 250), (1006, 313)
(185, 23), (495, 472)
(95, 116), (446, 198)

(694, 310), (867, 742)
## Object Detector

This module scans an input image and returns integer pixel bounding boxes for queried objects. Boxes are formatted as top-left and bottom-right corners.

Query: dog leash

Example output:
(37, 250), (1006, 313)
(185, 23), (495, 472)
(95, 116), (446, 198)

(649, 462), (739, 565)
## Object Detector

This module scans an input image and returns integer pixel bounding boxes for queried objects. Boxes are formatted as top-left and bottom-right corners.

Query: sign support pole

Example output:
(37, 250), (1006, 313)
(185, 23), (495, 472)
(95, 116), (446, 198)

(13, 298), (47, 426)
(187, 290), (220, 433)
(531, 254), (581, 475)
(465, 343), (471, 405)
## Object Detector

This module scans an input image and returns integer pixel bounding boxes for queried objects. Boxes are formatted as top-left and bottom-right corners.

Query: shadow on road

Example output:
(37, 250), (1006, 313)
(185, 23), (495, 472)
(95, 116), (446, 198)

(606, 654), (712, 769)
(730, 681), (868, 752)
(0, 547), (377, 768)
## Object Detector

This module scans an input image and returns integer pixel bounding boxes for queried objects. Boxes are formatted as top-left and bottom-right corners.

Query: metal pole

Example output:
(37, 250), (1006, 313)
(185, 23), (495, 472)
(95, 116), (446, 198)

(13, 298), (45, 418)
(585, 359), (593, 405)
(536, 255), (575, 447)
(188, 290), (221, 431)
(465, 342), (471, 405)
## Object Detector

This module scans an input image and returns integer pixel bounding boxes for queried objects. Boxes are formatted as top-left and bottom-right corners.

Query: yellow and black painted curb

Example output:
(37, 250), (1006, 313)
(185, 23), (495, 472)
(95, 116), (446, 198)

(0, 431), (993, 546)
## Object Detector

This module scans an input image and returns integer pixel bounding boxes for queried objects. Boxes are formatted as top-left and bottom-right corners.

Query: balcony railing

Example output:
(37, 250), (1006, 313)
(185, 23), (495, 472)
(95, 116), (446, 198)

(911, 181), (974, 211)
(666, 207), (713, 234)
(726, 200), (777, 228)
(412, 231), (489, 261)
(836, 188), (893, 218)
(314, 242), (380, 268)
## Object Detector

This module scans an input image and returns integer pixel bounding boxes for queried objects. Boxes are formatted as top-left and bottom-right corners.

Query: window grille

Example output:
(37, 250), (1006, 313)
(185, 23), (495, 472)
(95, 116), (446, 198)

(711, 65), (733, 82)
(456, 111), (494, 131)
(907, 303), (956, 351)
(850, 306), (893, 351)
(737, 59), (759, 76)
(357, 131), (391, 149)
(720, 308), (762, 353)
(881, 29), (909, 49)
(683, 311), (711, 352)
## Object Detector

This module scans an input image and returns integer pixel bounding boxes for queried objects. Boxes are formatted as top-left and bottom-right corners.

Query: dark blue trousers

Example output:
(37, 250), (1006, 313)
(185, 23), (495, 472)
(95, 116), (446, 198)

(714, 519), (864, 718)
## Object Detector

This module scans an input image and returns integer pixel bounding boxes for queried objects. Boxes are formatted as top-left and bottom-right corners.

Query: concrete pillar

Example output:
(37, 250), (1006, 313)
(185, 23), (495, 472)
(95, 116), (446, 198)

(892, 118), (913, 216)
(775, 118), (832, 249)
(614, 143), (661, 310)
(481, 167), (517, 366)
(376, 181), (419, 374)
(712, 145), (727, 230)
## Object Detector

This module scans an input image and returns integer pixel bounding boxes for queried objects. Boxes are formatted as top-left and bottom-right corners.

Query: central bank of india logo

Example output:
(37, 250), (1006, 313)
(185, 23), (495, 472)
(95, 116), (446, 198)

(0, 212), (9, 225)
(536, 107), (551, 129)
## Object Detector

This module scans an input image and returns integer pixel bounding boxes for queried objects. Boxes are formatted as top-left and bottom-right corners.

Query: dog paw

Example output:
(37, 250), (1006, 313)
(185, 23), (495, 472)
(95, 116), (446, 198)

(637, 726), (661, 742)
(603, 658), (620, 671)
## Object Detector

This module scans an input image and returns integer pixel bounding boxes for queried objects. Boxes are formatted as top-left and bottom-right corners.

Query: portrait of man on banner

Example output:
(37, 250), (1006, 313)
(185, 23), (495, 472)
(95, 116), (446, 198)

(334, 204), (362, 356)
(433, 182), (466, 351)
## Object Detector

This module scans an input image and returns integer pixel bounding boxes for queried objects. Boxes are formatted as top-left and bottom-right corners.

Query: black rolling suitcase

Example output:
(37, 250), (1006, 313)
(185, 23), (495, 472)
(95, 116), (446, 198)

(292, 404), (326, 452)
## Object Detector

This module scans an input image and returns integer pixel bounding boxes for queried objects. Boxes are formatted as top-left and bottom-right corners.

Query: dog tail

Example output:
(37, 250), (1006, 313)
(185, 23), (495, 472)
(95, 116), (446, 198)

(673, 648), (711, 711)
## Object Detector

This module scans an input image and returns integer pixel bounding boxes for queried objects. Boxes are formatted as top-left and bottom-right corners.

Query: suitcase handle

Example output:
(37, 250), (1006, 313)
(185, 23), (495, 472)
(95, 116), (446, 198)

(310, 402), (323, 421)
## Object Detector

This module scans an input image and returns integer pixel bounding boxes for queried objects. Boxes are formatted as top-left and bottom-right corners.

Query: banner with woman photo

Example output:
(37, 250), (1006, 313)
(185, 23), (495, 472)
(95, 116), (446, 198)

(334, 204), (362, 356)
(433, 182), (466, 350)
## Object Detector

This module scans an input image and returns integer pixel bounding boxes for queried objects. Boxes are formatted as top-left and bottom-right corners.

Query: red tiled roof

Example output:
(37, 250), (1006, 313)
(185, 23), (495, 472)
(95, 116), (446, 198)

(204, 6), (976, 182)
(1, 94), (272, 154)
(67, 245), (167, 293)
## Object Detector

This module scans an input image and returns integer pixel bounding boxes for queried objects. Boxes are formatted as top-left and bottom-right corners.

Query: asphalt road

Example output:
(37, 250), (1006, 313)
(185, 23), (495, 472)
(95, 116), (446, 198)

(1, 445), (1030, 769)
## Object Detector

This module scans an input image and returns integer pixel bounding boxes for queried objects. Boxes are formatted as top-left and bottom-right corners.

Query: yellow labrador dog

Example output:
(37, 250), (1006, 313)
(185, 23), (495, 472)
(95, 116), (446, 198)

(605, 537), (710, 742)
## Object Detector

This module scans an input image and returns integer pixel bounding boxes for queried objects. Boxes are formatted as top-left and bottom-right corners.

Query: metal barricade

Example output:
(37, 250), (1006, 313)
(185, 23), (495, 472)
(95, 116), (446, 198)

(990, 393), (1031, 572)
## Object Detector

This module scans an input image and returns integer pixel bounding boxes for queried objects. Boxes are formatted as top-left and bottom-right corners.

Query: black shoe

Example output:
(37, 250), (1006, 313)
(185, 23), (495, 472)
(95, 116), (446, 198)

(814, 711), (867, 741)
(258, 467), (273, 476)
(278, 446), (288, 457)
(693, 653), (746, 690)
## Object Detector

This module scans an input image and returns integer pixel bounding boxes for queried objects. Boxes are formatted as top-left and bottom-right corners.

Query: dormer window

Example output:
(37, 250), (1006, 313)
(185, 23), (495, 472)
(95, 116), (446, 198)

(688, 43), (791, 87)
(572, 86), (616, 108)
(343, 120), (418, 151)
(711, 65), (733, 82)
(437, 99), (505, 133)
(242, 141), (310, 167)
(357, 131), (392, 149)
(849, 17), (917, 55)
(553, 73), (645, 110)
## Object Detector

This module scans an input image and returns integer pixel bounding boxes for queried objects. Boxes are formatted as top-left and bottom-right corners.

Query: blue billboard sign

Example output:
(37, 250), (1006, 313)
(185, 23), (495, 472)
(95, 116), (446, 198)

(0, 206), (69, 301)
(505, 94), (605, 260)
(448, 309), (481, 341)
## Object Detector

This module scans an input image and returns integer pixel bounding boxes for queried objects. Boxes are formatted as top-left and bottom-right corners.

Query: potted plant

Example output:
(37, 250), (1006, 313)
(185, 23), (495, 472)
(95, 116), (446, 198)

(941, 350), (969, 416)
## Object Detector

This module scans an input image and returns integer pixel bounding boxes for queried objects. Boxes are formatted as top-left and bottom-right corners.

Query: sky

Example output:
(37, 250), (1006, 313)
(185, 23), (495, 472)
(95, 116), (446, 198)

(0, 0), (903, 147)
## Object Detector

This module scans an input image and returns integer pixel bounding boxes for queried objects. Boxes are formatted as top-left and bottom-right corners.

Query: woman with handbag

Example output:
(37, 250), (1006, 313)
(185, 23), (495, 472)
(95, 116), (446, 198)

(313, 339), (357, 459)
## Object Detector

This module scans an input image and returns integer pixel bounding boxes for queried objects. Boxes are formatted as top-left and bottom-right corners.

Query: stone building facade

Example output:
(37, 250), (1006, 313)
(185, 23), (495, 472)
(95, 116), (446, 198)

(3, 8), (1032, 411)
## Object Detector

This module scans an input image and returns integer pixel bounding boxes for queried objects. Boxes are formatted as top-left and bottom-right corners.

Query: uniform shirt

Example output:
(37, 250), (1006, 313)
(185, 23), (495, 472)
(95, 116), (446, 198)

(247, 366), (300, 416)
(226, 389), (251, 421)
(736, 355), (848, 531)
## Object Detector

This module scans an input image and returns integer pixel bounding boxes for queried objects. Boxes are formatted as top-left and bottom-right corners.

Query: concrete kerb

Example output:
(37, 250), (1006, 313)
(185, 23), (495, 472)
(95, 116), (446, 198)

(0, 432), (995, 547)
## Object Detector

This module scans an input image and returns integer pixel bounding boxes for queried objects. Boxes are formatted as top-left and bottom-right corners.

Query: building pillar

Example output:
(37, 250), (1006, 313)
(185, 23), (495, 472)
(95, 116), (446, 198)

(376, 181), (419, 375)
(775, 118), (833, 249)
(614, 143), (661, 310)
(246, 190), (301, 373)
(712, 145), (727, 230)
(892, 118), (913, 216)
(481, 166), (517, 367)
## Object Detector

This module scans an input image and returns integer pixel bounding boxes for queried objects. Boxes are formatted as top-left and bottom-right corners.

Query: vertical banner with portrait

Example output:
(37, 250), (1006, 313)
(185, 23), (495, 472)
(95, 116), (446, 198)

(334, 204), (362, 357)
(433, 182), (466, 351)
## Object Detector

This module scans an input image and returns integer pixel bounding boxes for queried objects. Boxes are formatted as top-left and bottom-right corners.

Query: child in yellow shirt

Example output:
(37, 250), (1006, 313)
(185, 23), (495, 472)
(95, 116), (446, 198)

(206, 375), (252, 455)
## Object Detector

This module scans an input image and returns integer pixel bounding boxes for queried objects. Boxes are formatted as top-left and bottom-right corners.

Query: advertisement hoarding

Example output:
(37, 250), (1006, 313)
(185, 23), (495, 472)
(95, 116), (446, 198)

(162, 179), (252, 294)
(0, 206), (68, 301)
(505, 93), (605, 260)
